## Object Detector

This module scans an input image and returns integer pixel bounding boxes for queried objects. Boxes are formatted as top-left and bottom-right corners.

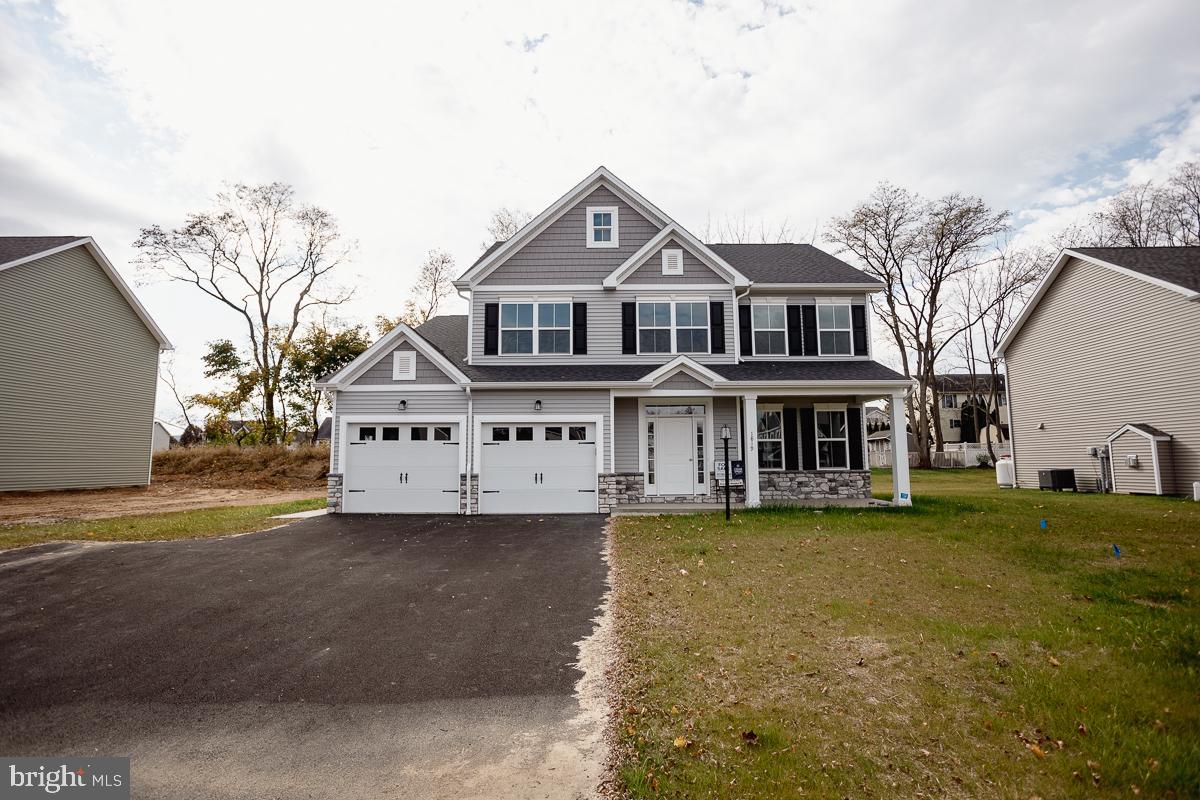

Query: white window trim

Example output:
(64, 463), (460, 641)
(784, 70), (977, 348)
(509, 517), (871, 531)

(750, 300), (788, 357)
(814, 403), (850, 471)
(392, 350), (417, 381)
(635, 299), (712, 356)
(586, 205), (619, 249)
(816, 302), (853, 357)
(661, 248), (683, 276)
(638, 398), (712, 496)
(498, 300), (573, 356)
(756, 403), (786, 472)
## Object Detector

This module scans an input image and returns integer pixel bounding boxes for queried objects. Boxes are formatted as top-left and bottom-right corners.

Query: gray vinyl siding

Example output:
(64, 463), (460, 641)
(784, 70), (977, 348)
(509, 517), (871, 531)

(624, 238), (726, 284)
(713, 397), (742, 461)
(471, 288), (737, 365)
(1005, 257), (1200, 494)
(351, 342), (454, 385)
(658, 374), (711, 391)
(738, 294), (871, 360)
(484, 187), (662, 284)
(613, 396), (742, 474)
(329, 389), (468, 472)
(0, 247), (160, 491)
(1108, 431), (1159, 494)
(472, 389), (612, 471)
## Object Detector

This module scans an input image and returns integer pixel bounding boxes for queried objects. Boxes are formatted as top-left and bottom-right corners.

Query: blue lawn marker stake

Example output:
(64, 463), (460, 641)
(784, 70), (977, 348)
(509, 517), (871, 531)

(1113, 544), (1121, 558)
(1040, 519), (1048, 529)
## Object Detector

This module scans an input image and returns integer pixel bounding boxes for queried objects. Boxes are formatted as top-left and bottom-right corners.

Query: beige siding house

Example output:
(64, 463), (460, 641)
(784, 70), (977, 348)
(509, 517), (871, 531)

(998, 247), (1200, 495)
(0, 237), (172, 491)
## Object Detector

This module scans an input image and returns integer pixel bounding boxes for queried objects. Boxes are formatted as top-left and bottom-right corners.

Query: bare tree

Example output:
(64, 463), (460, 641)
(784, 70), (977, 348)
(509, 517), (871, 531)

(827, 184), (1010, 466)
(134, 182), (354, 444)
(1167, 161), (1200, 244)
(1074, 161), (1200, 247)
(701, 211), (799, 243)
(485, 207), (533, 246)
(376, 248), (457, 334)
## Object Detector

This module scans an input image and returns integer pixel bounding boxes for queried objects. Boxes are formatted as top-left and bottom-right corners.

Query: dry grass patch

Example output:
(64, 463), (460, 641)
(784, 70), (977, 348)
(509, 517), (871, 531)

(153, 444), (329, 489)
(610, 470), (1200, 799)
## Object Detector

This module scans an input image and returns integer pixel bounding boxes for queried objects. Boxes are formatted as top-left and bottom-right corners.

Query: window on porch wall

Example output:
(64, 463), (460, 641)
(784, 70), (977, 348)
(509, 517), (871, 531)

(816, 409), (849, 469)
(757, 406), (784, 470)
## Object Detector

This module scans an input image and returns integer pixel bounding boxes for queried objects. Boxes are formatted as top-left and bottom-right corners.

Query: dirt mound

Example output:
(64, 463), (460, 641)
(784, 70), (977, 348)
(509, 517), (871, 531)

(153, 445), (329, 490)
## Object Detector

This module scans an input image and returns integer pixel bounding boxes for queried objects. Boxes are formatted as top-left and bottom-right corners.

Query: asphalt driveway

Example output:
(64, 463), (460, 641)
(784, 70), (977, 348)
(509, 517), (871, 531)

(0, 513), (610, 799)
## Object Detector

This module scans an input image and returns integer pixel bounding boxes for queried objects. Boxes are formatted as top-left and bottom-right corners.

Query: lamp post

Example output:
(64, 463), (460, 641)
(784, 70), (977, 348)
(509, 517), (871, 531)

(721, 424), (732, 521)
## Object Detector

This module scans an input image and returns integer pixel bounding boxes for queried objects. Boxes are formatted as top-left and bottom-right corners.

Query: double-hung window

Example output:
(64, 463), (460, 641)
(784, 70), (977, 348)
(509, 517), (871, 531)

(752, 304), (787, 355)
(815, 407), (849, 469)
(674, 302), (708, 353)
(500, 301), (571, 354)
(637, 300), (710, 355)
(586, 206), (618, 248)
(942, 394), (958, 409)
(757, 405), (784, 470)
(638, 302), (672, 353)
(817, 304), (852, 355)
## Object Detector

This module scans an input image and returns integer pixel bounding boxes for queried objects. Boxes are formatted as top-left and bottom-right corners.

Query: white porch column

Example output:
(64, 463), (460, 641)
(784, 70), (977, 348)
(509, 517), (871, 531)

(742, 394), (761, 507)
(890, 390), (913, 506)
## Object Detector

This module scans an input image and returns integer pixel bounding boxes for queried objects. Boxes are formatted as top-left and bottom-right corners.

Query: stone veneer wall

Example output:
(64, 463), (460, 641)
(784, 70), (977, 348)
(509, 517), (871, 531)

(467, 474), (479, 514)
(326, 473), (343, 512)
(759, 470), (871, 501)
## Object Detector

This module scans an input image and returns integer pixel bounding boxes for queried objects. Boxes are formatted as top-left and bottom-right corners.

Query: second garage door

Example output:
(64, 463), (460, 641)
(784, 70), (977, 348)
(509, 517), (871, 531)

(479, 422), (597, 514)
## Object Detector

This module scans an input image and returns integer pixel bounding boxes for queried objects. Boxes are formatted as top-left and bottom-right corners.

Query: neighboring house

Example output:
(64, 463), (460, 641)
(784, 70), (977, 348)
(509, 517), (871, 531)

(317, 167), (914, 515)
(865, 406), (889, 432)
(315, 417), (332, 443)
(152, 421), (174, 454)
(934, 373), (1010, 444)
(0, 237), (172, 491)
(998, 247), (1200, 494)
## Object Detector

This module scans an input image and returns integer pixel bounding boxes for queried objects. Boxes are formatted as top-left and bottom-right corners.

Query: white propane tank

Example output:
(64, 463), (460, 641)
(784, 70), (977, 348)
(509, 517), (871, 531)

(1194, 481), (1200, 502)
(996, 458), (1015, 488)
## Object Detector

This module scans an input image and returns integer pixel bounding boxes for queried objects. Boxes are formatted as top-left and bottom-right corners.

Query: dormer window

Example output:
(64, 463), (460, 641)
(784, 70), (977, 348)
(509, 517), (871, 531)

(586, 206), (618, 248)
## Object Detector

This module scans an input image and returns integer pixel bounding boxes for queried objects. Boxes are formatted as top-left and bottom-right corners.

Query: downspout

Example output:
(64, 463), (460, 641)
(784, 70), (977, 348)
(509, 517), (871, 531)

(458, 287), (473, 365)
(734, 285), (751, 362)
(465, 385), (473, 514)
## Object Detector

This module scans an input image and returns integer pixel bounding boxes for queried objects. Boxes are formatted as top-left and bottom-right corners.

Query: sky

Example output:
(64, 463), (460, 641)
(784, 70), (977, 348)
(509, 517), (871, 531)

(2, 0), (1199, 425)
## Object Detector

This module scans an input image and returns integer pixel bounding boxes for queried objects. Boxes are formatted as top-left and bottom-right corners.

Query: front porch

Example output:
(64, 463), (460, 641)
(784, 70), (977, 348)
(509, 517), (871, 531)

(600, 388), (912, 511)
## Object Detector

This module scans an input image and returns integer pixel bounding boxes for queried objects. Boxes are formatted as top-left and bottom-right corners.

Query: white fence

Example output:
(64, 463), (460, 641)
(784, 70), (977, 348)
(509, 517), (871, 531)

(869, 443), (1011, 469)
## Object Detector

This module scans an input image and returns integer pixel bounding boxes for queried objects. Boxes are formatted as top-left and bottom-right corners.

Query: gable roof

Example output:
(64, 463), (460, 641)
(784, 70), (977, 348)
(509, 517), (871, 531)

(0, 236), (173, 350)
(935, 373), (1006, 393)
(1070, 247), (1200, 294)
(1107, 422), (1171, 442)
(708, 243), (882, 286)
(603, 224), (749, 288)
(316, 321), (470, 388)
(997, 246), (1200, 356)
(455, 166), (676, 286)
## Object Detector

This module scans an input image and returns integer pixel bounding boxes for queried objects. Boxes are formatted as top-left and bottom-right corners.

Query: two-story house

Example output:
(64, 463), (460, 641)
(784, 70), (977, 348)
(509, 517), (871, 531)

(934, 373), (1010, 445)
(317, 168), (914, 514)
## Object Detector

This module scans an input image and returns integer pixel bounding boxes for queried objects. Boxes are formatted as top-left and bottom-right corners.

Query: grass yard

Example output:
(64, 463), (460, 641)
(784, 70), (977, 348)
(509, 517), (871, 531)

(0, 498), (324, 551)
(610, 469), (1199, 799)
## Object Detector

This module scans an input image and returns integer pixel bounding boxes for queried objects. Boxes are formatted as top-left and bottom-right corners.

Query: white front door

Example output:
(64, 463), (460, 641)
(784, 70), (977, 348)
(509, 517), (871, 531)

(343, 423), (461, 513)
(478, 422), (598, 514)
(655, 417), (695, 495)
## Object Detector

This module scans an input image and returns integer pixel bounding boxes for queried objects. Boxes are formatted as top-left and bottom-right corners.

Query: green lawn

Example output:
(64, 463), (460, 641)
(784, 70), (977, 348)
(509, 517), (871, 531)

(0, 498), (325, 551)
(611, 469), (1199, 799)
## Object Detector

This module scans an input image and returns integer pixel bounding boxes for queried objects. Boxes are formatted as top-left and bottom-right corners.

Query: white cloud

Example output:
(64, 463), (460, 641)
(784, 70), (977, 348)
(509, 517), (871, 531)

(1, 0), (1199, 414)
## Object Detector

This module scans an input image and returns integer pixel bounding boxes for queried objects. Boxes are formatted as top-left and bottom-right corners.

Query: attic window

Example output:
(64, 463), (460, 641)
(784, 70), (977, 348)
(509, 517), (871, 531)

(392, 350), (416, 381)
(586, 206), (618, 248)
(661, 248), (683, 276)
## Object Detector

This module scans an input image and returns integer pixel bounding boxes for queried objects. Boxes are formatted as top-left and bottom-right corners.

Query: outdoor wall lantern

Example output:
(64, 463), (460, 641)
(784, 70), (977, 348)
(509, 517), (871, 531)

(534, 399), (542, 412)
(398, 400), (407, 412)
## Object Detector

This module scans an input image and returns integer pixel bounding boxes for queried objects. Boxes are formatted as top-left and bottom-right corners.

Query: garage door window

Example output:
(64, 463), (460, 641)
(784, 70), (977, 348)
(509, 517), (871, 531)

(358, 427), (377, 441)
(569, 426), (587, 441)
(545, 426), (563, 441)
(516, 426), (534, 441)
(411, 427), (428, 441)
(382, 427), (399, 441)
(434, 426), (452, 441)
(492, 427), (510, 442)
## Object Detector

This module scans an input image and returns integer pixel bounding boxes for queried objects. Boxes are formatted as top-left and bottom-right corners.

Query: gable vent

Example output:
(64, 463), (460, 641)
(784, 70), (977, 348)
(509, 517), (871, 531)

(662, 248), (683, 276)
(392, 350), (417, 381)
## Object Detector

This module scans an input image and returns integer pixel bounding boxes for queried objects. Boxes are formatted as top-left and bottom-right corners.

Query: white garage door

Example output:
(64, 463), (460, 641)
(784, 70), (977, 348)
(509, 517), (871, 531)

(343, 423), (460, 513)
(479, 422), (597, 514)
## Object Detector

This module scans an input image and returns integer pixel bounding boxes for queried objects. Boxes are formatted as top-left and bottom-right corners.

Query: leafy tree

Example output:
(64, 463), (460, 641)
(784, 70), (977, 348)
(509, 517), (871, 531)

(282, 322), (371, 442)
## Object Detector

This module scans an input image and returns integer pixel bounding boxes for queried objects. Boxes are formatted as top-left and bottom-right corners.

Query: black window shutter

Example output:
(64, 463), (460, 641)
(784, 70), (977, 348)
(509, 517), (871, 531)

(802, 306), (818, 356)
(783, 408), (799, 471)
(621, 302), (636, 354)
(799, 407), (817, 470)
(848, 407), (864, 469)
(738, 305), (752, 355)
(851, 305), (868, 356)
(786, 305), (802, 356)
(483, 303), (499, 356)
(572, 302), (588, 355)
(709, 301), (725, 354)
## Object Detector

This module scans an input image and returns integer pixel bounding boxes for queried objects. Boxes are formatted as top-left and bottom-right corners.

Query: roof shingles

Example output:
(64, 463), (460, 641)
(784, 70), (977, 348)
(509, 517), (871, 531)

(0, 236), (86, 266)
(1071, 247), (1200, 294)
